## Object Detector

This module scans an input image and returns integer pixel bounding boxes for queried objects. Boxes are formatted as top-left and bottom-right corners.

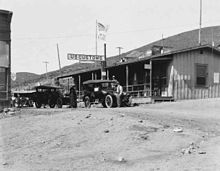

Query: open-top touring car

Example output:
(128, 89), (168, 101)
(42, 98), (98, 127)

(82, 80), (132, 108)
(12, 90), (35, 107)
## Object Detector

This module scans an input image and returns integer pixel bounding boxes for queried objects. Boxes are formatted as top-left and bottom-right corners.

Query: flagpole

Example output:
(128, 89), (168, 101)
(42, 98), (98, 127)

(95, 20), (98, 68)
(199, 0), (202, 45)
(95, 20), (98, 57)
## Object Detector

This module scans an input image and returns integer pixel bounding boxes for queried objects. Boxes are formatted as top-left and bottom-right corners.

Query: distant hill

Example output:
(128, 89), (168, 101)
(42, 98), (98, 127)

(11, 72), (40, 88)
(131, 25), (220, 54)
(12, 26), (220, 90)
(11, 62), (103, 90)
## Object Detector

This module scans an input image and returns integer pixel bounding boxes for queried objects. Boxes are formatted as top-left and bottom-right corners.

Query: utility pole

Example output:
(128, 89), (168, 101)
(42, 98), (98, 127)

(95, 20), (98, 68)
(116, 47), (123, 56)
(56, 44), (62, 76)
(199, 0), (202, 45)
(95, 20), (98, 57)
(101, 43), (107, 80)
(43, 61), (49, 80)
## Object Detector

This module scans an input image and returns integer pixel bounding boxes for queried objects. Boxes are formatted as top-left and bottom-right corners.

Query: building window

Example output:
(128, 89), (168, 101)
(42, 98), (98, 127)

(196, 64), (208, 87)
(0, 67), (7, 100)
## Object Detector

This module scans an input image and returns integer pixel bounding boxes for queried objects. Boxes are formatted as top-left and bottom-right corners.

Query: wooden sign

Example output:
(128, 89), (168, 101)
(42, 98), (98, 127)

(67, 53), (104, 61)
(144, 64), (151, 69)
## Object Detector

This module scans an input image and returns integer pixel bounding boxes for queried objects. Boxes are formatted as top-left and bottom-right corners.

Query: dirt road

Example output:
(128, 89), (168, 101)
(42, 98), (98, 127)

(1, 98), (220, 171)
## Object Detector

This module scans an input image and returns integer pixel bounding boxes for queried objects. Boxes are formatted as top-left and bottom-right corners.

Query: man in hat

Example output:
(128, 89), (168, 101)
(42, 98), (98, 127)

(114, 81), (123, 107)
(69, 84), (77, 108)
(112, 75), (116, 81)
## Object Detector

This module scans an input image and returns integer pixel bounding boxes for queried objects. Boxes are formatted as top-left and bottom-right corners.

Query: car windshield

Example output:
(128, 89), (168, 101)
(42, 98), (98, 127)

(84, 82), (114, 91)
(37, 88), (56, 92)
(101, 82), (114, 89)
(101, 82), (109, 88)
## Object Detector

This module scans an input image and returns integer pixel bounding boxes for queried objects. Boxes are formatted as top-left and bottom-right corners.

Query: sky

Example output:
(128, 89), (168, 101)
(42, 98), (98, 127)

(1, 0), (220, 74)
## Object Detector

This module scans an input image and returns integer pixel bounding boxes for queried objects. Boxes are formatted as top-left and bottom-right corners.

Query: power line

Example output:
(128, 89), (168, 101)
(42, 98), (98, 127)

(13, 22), (211, 41)
(14, 33), (93, 40)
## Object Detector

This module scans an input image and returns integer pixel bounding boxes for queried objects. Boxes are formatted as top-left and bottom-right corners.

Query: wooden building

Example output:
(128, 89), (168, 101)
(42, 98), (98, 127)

(168, 45), (220, 100)
(0, 10), (13, 109)
(57, 26), (220, 101)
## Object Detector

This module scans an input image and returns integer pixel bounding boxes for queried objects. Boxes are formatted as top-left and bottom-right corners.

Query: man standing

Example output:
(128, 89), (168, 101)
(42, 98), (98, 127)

(17, 93), (21, 108)
(114, 81), (123, 107)
(69, 84), (77, 108)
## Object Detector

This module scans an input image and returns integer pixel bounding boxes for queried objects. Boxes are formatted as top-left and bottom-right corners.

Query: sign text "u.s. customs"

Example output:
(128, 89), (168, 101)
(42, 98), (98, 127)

(67, 53), (104, 61)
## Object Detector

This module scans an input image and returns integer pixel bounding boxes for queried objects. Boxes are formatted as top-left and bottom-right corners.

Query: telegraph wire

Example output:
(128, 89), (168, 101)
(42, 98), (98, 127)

(12, 22), (217, 41)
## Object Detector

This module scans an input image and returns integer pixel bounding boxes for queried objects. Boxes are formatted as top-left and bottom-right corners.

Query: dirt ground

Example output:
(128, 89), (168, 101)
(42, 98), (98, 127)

(1, 98), (220, 171)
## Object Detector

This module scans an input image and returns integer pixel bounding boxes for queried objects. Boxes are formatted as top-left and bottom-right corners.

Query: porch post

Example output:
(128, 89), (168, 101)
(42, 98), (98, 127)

(78, 75), (81, 100)
(150, 60), (152, 97)
(107, 69), (109, 80)
(67, 78), (69, 92)
(101, 43), (107, 80)
(126, 65), (129, 92)
(92, 72), (94, 80)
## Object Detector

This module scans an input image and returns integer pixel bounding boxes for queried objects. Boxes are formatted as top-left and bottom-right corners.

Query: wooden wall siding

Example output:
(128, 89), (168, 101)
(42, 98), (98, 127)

(170, 49), (220, 100)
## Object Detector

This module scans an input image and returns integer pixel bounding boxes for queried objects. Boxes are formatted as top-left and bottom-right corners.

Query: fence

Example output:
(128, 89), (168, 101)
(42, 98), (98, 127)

(124, 83), (151, 98)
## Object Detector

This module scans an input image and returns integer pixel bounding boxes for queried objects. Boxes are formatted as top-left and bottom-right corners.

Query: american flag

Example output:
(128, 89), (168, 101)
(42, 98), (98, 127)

(97, 22), (108, 32)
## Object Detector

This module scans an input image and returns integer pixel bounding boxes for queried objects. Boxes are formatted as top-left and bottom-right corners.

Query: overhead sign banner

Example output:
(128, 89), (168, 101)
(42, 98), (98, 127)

(67, 53), (104, 61)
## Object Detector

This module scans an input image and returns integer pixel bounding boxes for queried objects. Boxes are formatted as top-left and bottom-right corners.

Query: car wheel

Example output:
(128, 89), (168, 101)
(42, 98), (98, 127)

(84, 96), (91, 108)
(57, 98), (63, 108)
(35, 100), (42, 108)
(48, 99), (55, 108)
(102, 100), (107, 108)
(105, 95), (113, 108)
(28, 100), (34, 107)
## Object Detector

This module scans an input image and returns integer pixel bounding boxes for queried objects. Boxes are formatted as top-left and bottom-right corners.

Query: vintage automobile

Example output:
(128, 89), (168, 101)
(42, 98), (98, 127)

(12, 90), (35, 107)
(82, 79), (132, 108)
(32, 85), (67, 108)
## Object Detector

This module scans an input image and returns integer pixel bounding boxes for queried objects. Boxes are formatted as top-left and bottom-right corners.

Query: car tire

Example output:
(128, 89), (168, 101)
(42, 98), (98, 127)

(48, 99), (56, 108)
(102, 100), (107, 108)
(35, 101), (42, 108)
(84, 96), (91, 108)
(57, 98), (63, 108)
(28, 100), (34, 107)
(105, 95), (114, 108)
